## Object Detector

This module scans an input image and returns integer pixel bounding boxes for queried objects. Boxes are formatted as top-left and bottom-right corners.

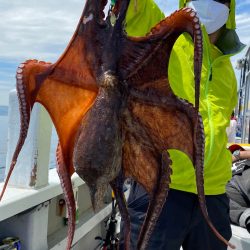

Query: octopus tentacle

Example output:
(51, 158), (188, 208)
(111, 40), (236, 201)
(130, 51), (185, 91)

(194, 127), (235, 249)
(0, 62), (30, 201)
(193, 116), (234, 249)
(110, 172), (130, 250)
(147, 7), (203, 101)
(147, 7), (203, 110)
(128, 89), (235, 248)
(1, 1), (234, 250)
(0, 60), (51, 201)
(56, 143), (76, 250)
(122, 7), (202, 97)
(137, 151), (172, 250)
(123, 103), (176, 250)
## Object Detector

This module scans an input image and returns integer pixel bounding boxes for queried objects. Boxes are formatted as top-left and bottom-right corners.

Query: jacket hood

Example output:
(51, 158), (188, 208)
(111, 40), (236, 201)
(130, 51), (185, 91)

(179, 0), (245, 55)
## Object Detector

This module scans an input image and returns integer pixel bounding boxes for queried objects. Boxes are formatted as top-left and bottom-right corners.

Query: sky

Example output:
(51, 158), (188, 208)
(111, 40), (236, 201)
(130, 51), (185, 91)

(0, 0), (250, 106)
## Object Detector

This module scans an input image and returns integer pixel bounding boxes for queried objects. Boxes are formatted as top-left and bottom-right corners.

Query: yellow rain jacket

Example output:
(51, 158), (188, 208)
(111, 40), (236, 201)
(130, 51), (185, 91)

(125, 0), (245, 195)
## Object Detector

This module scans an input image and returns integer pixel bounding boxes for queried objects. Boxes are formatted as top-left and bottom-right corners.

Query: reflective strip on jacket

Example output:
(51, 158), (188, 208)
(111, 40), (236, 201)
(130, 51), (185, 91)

(125, 0), (239, 195)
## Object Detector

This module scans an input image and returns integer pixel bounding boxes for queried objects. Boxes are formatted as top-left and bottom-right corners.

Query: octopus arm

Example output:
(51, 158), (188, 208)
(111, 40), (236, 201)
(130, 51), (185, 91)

(122, 92), (229, 249)
(0, 59), (98, 249)
(0, 59), (97, 197)
(56, 143), (76, 250)
(120, 7), (202, 109)
(118, 7), (234, 250)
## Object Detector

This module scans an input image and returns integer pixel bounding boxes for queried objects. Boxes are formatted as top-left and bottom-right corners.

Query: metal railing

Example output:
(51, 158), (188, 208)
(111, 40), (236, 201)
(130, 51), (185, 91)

(235, 47), (250, 143)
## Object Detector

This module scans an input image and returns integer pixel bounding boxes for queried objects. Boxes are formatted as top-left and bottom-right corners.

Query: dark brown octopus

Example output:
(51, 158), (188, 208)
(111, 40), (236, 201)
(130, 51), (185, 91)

(0, 0), (235, 249)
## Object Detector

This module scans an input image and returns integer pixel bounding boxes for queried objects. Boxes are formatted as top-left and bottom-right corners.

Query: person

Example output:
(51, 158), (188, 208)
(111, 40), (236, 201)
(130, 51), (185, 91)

(226, 145), (250, 233)
(226, 112), (237, 143)
(120, 0), (245, 249)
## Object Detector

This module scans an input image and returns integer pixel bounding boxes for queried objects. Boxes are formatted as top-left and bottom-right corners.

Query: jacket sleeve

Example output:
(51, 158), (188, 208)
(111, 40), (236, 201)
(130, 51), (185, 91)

(230, 71), (238, 114)
(168, 34), (196, 104)
(125, 0), (165, 36)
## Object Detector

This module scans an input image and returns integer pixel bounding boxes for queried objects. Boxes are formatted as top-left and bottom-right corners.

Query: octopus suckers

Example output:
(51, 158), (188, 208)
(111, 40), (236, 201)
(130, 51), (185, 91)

(190, 12), (196, 17)
(195, 24), (200, 30)
(193, 17), (199, 23)
(16, 74), (23, 80)
(19, 93), (25, 99)
(18, 63), (25, 68)
(18, 88), (24, 94)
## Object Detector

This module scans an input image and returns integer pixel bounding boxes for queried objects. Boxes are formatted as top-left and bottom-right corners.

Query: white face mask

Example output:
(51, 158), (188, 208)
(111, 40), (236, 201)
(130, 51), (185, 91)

(186, 0), (229, 34)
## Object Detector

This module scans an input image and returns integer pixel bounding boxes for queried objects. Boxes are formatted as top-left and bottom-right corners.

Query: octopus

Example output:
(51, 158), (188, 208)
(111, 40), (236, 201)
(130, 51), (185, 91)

(0, 0), (235, 249)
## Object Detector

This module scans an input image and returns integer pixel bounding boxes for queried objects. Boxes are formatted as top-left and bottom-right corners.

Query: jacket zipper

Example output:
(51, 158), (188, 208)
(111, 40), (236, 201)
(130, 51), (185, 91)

(205, 53), (232, 165)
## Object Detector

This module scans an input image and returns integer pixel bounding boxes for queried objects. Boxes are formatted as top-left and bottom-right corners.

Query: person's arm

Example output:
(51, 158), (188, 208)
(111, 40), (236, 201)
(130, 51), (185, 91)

(125, 0), (165, 37)
(232, 150), (250, 162)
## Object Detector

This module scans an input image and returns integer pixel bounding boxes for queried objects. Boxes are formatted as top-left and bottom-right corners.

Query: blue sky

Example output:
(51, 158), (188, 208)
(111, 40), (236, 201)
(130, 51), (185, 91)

(0, 0), (250, 105)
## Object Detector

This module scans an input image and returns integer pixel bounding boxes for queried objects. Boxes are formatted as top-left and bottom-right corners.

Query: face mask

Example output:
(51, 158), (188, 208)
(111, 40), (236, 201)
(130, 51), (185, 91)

(186, 0), (229, 34)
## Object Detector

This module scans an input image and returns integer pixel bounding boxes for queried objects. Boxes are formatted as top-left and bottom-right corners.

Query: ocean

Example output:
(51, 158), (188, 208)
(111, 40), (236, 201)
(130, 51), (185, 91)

(0, 113), (58, 182)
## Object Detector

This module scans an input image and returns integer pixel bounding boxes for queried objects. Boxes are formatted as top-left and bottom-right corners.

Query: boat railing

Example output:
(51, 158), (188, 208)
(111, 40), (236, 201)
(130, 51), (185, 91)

(236, 46), (250, 143)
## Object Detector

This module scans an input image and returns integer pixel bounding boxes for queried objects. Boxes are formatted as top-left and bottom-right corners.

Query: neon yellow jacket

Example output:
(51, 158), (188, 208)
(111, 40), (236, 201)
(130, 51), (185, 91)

(125, 0), (242, 195)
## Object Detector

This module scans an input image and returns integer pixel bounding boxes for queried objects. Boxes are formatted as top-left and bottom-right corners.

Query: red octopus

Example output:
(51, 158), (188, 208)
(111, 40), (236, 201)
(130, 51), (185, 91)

(0, 0), (235, 249)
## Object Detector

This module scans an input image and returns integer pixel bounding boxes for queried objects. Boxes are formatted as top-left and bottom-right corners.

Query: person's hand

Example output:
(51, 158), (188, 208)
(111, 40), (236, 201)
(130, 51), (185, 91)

(232, 155), (237, 163)
(232, 154), (240, 163)
(232, 149), (241, 163)
(232, 149), (250, 163)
